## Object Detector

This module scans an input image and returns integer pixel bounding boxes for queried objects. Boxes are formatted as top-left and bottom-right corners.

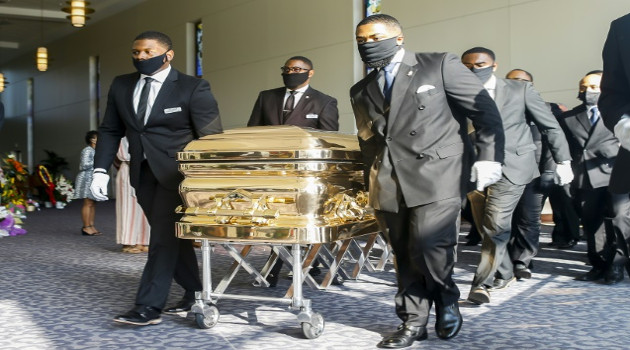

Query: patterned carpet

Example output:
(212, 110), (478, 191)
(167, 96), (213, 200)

(1, 200), (629, 350)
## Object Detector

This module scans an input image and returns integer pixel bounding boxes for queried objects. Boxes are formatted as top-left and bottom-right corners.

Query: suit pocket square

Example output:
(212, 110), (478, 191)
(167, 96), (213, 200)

(416, 85), (436, 93)
(164, 107), (182, 114)
(306, 113), (319, 119)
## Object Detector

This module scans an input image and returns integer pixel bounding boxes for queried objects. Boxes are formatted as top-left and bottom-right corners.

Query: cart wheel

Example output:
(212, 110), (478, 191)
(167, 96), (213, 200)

(195, 304), (219, 329)
(301, 312), (325, 339)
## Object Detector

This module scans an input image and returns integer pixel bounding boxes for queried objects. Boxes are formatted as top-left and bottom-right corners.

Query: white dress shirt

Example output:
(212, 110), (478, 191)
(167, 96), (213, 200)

(133, 65), (171, 124)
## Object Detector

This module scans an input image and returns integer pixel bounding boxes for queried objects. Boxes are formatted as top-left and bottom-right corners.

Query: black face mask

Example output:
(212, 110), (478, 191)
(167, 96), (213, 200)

(132, 52), (168, 76)
(470, 66), (494, 84)
(282, 72), (309, 89)
(358, 36), (400, 68)
(578, 90), (600, 106)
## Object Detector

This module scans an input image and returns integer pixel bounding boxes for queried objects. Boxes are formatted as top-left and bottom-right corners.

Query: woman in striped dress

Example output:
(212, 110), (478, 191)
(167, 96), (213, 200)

(115, 137), (150, 253)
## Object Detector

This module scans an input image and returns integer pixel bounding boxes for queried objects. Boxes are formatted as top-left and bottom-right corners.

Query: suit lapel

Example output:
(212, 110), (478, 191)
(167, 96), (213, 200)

(576, 109), (592, 133)
(494, 78), (507, 112)
(275, 88), (285, 124)
(127, 74), (142, 129)
(386, 51), (418, 131)
(365, 69), (386, 114)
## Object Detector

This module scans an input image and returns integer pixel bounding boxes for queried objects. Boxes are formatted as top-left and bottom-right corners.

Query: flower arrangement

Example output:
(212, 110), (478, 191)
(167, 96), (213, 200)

(54, 174), (74, 204)
(0, 154), (29, 208)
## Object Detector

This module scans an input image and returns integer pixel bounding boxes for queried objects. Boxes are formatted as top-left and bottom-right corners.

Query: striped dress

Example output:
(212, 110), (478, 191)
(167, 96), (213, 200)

(115, 138), (150, 245)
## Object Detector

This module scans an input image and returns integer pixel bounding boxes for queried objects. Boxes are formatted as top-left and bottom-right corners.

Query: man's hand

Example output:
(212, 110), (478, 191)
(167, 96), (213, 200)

(614, 115), (630, 150)
(554, 161), (574, 186)
(471, 161), (502, 191)
(90, 172), (110, 201)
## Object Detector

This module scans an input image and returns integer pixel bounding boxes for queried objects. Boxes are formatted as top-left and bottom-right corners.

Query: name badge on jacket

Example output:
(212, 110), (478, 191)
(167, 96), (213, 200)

(306, 113), (319, 119)
(164, 107), (182, 114)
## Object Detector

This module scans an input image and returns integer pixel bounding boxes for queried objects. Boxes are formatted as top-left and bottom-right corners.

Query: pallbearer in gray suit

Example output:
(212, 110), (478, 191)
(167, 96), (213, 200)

(560, 70), (630, 284)
(461, 47), (573, 305)
(351, 15), (505, 349)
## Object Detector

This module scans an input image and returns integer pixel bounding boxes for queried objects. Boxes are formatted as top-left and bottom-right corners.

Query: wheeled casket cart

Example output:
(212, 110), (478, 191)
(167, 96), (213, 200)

(175, 126), (379, 338)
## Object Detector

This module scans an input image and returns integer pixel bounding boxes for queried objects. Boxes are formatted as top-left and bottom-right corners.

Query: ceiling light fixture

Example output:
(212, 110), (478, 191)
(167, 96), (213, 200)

(61, 1), (94, 28)
(0, 73), (7, 92)
(36, 47), (48, 72)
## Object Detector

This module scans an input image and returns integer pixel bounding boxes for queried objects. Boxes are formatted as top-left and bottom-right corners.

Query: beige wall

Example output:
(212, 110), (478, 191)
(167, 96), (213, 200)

(1, 0), (629, 178)
(384, 0), (630, 106)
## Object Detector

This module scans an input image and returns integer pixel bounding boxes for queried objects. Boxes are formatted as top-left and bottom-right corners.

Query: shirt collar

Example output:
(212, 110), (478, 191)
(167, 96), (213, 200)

(140, 64), (171, 84)
(286, 84), (309, 94)
(484, 74), (497, 90)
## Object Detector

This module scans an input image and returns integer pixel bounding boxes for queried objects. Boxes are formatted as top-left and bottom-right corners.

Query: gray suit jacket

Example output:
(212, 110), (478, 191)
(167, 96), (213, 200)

(493, 78), (571, 185)
(350, 51), (505, 212)
(600, 13), (630, 193)
(95, 68), (223, 190)
(559, 104), (618, 189)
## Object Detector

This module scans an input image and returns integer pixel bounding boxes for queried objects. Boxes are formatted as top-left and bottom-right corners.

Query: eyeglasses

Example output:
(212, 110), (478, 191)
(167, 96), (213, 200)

(280, 66), (310, 73)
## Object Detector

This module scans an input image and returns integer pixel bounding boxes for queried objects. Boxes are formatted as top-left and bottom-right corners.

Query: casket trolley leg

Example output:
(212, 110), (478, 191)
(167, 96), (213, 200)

(190, 240), (325, 339)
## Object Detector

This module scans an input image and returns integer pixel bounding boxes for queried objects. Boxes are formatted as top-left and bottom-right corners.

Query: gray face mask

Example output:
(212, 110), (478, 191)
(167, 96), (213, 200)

(578, 90), (600, 106)
(470, 66), (494, 83)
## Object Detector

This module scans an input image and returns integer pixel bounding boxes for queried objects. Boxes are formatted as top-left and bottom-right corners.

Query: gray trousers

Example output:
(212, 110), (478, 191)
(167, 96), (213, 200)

(471, 176), (525, 287)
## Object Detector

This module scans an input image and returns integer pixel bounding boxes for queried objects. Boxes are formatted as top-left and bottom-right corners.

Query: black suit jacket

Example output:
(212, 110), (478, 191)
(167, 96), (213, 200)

(247, 86), (339, 131)
(493, 79), (571, 185)
(350, 51), (505, 212)
(94, 68), (222, 190)
(600, 13), (630, 193)
(559, 104), (618, 189)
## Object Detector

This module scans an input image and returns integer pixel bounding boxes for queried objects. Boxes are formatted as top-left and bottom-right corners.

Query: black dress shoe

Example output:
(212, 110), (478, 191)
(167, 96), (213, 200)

(113, 305), (161, 326)
(163, 298), (196, 314)
(575, 267), (605, 281)
(514, 264), (532, 280)
(435, 303), (463, 340)
(556, 239), (578, 249)
(490, 276), (516, 290)
(377, 324), (427, 348)
(464, 237), (481, 246)
(603, 264), (624, 285)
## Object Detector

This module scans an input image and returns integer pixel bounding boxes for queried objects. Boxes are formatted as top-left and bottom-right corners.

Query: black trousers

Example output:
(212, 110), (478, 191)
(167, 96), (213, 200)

(574, 187), (630, 269)
(508, 179), (545, 268)
(546, 184), (580, 244)
(134, 161), (202, 310)
(377, 197), (461, 327)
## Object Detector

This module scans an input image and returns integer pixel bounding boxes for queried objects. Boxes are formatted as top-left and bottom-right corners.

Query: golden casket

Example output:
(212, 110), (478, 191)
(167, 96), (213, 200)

(176, 126), (378, 244)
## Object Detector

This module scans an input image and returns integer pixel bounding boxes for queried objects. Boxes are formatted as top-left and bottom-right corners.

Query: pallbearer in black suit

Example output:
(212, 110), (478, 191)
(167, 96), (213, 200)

(247, 56), (339, 131)
(248, 56), (339, 287)
(600, 13), (630, 280)
(91, 31), (222, 325)
(560, 70), (630, 284)
(351, 15), (506, 348)
(461, 47), (573, 305)
(601, 13), (630, 195)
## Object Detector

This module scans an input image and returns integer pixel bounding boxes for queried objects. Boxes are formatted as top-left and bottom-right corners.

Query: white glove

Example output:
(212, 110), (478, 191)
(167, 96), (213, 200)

(90, 172), (110, 201)
(614, 114), (630, 150)
(554, 161), (574, 186)
(471, 161), (503, 191)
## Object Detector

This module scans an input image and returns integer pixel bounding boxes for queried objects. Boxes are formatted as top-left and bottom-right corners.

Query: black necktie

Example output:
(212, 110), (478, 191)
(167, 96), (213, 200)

(283, 90), (297, 123)
(137, 77), (154, 124)
(383, 63), (396, 102)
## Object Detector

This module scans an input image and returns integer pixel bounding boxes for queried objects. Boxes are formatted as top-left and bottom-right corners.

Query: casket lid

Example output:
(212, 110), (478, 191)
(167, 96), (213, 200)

(178, 126), (361, 161)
